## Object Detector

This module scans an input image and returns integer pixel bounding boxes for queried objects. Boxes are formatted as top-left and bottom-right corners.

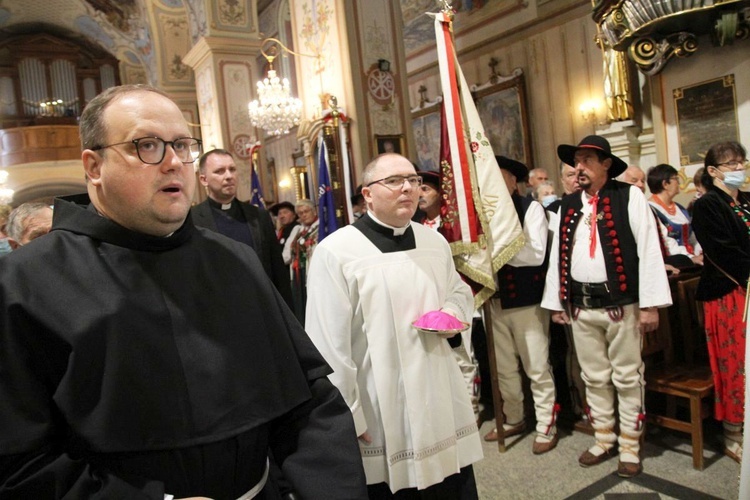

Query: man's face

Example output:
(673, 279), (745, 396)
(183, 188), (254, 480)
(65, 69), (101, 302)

(622, 167), (645, 192)
(362, 155), (419, 227)
(574, 149), (610, 194)
(277, 207), (296, 226)
(296, 204), (317, 226)
(84, 91), (196, 236)
(501, 169), (518, 196)
(200, 153), (237, 204)
(418, 183), (440, 215)
(561, 164), (579, 194)
(528, 169), (548, 188)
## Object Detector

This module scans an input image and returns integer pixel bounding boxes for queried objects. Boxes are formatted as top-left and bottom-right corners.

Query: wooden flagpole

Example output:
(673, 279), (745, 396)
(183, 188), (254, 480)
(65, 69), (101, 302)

(482, 301), (506, 452)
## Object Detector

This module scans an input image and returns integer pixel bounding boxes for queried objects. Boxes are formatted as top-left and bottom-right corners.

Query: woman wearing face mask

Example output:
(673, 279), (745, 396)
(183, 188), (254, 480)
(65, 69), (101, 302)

(534, 181), (558, 210)
(692, 141), (749, 464)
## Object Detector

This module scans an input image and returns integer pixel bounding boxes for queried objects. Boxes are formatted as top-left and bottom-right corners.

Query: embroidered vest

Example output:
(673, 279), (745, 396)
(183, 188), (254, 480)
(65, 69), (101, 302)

(558, 180), (639, 306)
(652, 203), (694, 254)
(496, 194), (548, 309)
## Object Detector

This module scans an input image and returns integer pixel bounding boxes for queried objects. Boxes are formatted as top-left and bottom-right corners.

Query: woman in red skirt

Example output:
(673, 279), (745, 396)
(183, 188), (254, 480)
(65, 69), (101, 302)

(692, 141), (749, 463)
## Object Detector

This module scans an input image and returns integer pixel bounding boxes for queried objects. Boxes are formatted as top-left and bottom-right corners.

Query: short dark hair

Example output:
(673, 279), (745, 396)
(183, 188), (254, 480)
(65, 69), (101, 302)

(702, 141), (747, 189)
(693, 168), (704, 189)
(79, 84), (169, 151)
(198, 149), (234, 174)
(646, 164), (678, 194)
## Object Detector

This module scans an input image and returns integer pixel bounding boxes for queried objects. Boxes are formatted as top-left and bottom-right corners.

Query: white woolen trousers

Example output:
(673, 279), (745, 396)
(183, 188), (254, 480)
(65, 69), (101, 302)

(570, 303), (646, 442)
(489, 300), (557, 435)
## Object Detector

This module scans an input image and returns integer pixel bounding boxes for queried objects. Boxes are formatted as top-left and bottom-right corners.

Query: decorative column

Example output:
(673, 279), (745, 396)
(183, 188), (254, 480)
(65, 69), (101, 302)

(182, 0), (262, 202)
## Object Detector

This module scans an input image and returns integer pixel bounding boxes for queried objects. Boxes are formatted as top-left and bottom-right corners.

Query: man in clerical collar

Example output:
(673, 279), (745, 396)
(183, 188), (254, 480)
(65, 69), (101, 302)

(0, 84), (366, 499)
(192, 149), (292, 307)
(305, 153), (483, 497)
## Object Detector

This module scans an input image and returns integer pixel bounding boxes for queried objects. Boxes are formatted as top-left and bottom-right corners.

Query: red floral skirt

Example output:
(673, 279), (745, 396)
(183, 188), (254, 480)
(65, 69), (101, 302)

(702, 287), (747, 424)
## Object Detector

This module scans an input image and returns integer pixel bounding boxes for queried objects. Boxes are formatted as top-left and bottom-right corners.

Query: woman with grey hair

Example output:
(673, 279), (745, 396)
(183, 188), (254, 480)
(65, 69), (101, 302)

(282, 199), (319, 325)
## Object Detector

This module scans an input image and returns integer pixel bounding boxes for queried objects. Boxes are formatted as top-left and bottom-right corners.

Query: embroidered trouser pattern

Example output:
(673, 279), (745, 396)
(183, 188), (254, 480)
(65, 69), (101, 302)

(571, 303), (645, 446)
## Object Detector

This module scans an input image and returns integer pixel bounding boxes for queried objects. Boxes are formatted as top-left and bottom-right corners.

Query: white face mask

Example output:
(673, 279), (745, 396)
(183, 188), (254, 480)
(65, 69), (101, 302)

(721, 170), (745, 190)
(541, 194), (558, 208)
(0, 237), (10, 255)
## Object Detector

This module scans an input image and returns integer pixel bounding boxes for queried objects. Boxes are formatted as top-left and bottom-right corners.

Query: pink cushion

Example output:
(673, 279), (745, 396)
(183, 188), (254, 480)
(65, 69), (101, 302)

(412, 310), (466, 331)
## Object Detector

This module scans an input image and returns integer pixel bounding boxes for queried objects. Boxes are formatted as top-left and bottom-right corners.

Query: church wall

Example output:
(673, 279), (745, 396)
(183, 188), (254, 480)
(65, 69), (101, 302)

(404, 1), (606, 190)
(403, 1), (750, 201)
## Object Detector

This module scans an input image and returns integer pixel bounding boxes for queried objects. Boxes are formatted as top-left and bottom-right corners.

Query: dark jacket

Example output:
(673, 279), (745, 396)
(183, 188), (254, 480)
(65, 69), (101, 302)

(692, 188), (750, 301)
(192, 199), (293, 308)
(496, 193), (548, 309)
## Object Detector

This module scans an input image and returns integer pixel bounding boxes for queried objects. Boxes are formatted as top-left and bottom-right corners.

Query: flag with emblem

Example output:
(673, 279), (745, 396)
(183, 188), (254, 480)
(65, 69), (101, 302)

(432, 9), (524, 308)
(317, 135), (338, 241)
(248, 142), (265, 208)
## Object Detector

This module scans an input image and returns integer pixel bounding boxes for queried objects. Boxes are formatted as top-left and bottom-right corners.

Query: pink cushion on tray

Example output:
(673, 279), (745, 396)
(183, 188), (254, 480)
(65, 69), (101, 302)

(412, 310), (465, 331)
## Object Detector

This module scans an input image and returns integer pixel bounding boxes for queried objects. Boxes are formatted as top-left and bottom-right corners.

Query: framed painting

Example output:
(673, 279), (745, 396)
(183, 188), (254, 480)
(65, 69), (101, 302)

(375, 134), (405, 155)
(474, 70), (533, 167)
(674, 74), (739, 166)
(411, 105), (441, 172)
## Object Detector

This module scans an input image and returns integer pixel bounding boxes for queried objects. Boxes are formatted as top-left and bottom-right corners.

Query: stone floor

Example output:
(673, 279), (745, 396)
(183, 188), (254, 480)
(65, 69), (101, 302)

(473, 420), (739, 499)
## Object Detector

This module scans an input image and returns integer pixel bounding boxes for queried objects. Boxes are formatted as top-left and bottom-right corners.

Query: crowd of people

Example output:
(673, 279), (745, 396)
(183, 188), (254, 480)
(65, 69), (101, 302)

(0, 83), (746, 498)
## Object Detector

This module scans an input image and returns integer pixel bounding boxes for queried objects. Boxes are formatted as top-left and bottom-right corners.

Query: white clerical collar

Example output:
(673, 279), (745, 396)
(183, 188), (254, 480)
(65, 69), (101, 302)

(368, 212), (410, 236)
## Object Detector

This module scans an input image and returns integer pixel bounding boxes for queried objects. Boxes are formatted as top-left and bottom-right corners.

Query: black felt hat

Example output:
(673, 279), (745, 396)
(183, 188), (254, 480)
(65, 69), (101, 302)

(268, 201), (295, 216)
(418, 170), (440, 189)
(557, 135), (628, 178)
(496, 156), (529, 183)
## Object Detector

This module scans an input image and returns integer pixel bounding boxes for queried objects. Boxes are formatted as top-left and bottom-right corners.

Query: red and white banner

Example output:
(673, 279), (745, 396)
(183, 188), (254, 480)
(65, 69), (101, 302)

(432, 11), (524, 308)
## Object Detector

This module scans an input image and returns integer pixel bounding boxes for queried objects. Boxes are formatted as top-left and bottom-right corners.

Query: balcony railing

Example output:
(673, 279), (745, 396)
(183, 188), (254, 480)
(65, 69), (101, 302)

(0, 125), (81, 168)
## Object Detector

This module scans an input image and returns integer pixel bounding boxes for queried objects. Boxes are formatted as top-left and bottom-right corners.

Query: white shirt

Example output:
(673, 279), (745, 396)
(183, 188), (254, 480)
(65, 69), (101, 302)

(542, 185), (672, 311)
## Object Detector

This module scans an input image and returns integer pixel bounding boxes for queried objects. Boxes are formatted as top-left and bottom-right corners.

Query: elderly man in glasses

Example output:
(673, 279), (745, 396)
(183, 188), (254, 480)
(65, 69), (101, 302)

(0, 84), (366, 499)
(305, 153), (483, 498)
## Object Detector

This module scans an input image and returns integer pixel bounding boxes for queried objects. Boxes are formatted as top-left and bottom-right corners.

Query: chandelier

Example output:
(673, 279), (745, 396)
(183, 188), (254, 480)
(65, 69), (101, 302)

(0, 170), (14, 205)
(248, 37), (319, 136)
(248, 69), (302, 136)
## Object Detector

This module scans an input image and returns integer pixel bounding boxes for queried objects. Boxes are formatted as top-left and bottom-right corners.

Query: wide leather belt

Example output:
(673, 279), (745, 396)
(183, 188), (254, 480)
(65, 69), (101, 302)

(570, 280), (615, 309)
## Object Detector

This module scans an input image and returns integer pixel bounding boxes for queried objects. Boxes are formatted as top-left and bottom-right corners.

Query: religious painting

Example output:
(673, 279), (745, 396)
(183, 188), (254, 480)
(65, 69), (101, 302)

(375, 134), (405, 155)
(474, 70), (533, 167)
(411, 105), (441, 172)
(674, 74), (739, 166)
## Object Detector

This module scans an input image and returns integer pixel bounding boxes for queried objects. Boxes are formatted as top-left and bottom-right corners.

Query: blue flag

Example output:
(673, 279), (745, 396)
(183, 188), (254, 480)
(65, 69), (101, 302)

(250, 165), (265, 209)
(317, 140), (338, 241)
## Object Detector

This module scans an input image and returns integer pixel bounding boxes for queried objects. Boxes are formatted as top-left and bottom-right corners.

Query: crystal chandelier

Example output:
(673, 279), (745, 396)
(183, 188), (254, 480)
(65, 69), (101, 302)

(249, 38), (320, 137)
(248, 69), (302, 136)
(0, 170), (13, 205)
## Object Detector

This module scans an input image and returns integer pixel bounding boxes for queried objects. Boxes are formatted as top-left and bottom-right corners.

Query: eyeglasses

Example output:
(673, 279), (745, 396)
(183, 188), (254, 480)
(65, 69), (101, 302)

(91, 136), (203, 165)
(366, 174), (422, 190)
(715, 160), (748, 171)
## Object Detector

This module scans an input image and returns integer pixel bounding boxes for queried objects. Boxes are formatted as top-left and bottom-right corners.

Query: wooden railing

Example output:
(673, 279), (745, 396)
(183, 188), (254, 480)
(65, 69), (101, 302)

(0, 125), (81, 167)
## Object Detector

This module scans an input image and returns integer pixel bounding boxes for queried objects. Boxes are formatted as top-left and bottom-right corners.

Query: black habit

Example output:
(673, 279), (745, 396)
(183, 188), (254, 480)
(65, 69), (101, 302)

(0, 194), (366, 499)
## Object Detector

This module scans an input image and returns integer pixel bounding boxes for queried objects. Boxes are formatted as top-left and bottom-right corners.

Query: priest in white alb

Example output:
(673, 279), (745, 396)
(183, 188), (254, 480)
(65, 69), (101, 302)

(305, 153), (483, 498)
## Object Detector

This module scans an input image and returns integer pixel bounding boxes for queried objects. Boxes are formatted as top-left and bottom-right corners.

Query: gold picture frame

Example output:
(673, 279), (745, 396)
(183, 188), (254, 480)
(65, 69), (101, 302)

(412, 104), (441, 172)
(474, 70), (533, 167)
(374, 134), (405, 156)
